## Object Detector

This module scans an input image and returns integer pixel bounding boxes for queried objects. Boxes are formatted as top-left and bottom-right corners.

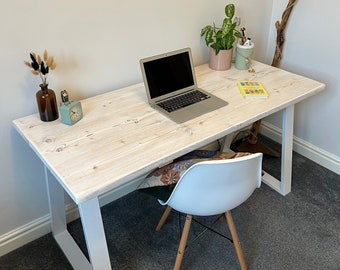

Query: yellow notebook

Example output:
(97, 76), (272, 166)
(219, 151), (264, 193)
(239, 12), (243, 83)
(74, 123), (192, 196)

(237, 81), (269, 99)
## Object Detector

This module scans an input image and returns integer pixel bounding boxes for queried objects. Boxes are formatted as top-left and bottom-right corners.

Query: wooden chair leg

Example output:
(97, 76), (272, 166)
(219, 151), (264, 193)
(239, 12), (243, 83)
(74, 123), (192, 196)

(174, 214), (192, 270)
(156, 206), (172, 231)
(225, 211), (247, 270)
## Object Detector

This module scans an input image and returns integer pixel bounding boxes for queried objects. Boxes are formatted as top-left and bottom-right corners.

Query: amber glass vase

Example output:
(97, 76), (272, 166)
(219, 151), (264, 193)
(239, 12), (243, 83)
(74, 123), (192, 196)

(36, 84), (59, 122)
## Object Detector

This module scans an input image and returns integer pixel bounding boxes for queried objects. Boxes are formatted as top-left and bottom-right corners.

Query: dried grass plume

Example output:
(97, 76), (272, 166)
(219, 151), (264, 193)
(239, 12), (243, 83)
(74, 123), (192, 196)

(24, 49), (56, 86)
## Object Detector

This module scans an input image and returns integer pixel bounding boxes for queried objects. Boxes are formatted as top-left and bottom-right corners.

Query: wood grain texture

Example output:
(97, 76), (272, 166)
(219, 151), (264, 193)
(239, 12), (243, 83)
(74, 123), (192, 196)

(13, 61), (325, 203)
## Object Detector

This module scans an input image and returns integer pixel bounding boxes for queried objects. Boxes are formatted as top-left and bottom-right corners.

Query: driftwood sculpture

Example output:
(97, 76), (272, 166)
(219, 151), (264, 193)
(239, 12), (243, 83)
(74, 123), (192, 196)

(272, 0), (298, 67)
(235, 0), (298, 155)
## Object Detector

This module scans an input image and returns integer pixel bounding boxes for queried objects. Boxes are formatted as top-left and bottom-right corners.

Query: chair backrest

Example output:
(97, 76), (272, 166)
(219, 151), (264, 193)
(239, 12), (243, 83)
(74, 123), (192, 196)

(161, 153), (263, 216)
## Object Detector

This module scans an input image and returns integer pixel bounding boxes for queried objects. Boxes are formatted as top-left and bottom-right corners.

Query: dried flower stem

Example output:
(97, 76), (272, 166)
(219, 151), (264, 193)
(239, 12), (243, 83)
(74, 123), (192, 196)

(24, 49), (56, 86)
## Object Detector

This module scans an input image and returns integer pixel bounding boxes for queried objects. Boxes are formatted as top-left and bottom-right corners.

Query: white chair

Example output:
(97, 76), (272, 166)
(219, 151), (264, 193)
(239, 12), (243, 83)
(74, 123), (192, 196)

(155, 153), (263, 270)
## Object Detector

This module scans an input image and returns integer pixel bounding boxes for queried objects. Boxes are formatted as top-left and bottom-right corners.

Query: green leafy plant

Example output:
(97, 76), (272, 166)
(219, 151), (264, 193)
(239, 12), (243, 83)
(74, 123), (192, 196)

(24, 50), (56, 86)
(201, 4), (243, 55)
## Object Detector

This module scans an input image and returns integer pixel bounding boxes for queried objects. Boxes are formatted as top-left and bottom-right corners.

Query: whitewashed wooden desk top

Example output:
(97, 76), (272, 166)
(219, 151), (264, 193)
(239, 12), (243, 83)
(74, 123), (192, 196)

(13, 61), (325, 204)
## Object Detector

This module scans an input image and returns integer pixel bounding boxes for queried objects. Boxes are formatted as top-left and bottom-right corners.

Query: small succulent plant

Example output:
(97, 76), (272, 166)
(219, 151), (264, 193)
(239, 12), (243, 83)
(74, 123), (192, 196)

(24, 50), (56, 86)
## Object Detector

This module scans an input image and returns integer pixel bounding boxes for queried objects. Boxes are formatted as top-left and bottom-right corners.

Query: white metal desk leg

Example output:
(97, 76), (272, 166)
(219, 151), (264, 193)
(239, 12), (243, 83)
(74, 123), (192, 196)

(45, 167), (91, 270)
(280, 105), (294, 195)
(79, 198), (112, 270)
(45, 166), (67, 236)
(220, 132), (237, 152)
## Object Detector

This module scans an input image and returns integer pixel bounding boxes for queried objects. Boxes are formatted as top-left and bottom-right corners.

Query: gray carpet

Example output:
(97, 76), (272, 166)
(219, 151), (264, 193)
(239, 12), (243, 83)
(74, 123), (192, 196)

(1, 136), (339, 270)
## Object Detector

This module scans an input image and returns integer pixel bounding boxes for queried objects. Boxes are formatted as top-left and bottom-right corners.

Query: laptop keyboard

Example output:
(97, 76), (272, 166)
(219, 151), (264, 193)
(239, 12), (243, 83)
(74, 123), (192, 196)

(157, 90), (211, 112)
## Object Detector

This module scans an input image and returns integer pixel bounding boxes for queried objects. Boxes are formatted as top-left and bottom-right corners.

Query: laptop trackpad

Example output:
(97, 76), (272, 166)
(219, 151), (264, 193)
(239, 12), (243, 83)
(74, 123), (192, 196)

(161, 98), (227, 123)
(188, 103), (211, 115)
(169, 108), (197, 123)
(189, 98), (227, 115)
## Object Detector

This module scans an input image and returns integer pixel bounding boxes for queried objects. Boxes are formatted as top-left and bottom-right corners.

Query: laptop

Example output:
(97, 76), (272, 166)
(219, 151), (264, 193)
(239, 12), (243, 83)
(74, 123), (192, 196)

(140, 48), (228, 123)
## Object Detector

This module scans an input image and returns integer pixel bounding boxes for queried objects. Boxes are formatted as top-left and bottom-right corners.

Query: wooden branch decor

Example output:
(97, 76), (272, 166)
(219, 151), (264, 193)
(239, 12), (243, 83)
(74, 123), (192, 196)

(272, 0), (298, 67)
(235, 0), (298, 156)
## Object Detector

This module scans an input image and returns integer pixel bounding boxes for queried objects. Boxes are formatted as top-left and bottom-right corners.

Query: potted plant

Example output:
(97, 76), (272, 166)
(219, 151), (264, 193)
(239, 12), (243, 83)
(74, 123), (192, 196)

(201, 3), (243, 70)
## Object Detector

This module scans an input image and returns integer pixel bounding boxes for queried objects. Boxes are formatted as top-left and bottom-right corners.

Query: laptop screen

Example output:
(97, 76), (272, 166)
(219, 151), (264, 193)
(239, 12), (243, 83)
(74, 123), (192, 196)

(141, 50), (195, 99)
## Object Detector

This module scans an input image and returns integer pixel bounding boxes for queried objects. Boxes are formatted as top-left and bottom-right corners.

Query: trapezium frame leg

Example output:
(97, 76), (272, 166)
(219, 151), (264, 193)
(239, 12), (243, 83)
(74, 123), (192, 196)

(261, 105), (294, 195)
(45, 167), (111, 269)
(79, 198), (112, 270)
(45, 167), (91, 269)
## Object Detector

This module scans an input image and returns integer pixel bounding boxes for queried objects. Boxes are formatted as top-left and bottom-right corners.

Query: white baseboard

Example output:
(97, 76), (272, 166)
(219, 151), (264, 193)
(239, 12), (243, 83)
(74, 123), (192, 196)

(0, 215), (50, 257)
(260, 121), (340, 175)
(0, 204), (79, 257)
(1, 127), (338, 257)
(0, 176), (145, 257)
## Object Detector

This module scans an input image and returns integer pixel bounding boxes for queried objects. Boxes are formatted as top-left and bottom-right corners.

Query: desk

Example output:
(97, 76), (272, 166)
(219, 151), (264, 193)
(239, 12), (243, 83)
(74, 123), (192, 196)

(13, 61), (325, 269)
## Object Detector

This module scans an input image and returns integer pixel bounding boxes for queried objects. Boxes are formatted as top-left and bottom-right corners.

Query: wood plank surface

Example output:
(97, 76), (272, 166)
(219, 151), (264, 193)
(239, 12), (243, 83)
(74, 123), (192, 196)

(13, 61), (325, 203)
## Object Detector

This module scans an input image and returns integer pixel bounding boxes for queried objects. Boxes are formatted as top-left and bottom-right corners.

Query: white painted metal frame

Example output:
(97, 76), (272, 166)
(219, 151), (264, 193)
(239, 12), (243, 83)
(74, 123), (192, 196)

(221, 105), (294, 195)
(261, 105), (294, 195)
(45, 167), (111, 270)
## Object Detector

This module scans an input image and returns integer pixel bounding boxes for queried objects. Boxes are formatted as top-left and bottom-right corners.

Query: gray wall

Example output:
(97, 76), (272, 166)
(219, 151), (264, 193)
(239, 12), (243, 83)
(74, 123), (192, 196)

(263, 0), (340, 171)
